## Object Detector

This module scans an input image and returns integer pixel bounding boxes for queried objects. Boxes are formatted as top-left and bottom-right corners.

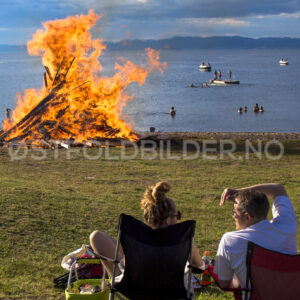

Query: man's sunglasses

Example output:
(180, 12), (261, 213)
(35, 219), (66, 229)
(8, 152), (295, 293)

(232, 199), (239, 216)
(169, 210), (182, 220)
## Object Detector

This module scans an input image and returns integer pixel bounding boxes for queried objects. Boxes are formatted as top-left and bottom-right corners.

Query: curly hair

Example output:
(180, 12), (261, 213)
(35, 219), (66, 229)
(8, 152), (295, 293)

(140, 182), (175, 228)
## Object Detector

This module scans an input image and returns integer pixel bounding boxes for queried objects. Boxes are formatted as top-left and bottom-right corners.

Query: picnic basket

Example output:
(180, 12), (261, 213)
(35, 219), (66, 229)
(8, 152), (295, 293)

(65, 258), (109, 300)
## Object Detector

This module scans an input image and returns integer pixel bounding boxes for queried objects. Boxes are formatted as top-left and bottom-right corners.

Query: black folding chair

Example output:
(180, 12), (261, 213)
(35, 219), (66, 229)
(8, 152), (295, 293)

(109, 213), (196, 300)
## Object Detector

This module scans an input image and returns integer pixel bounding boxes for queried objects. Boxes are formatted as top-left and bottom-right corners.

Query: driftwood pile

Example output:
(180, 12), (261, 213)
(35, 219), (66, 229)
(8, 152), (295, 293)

(0, 57), (129, 148)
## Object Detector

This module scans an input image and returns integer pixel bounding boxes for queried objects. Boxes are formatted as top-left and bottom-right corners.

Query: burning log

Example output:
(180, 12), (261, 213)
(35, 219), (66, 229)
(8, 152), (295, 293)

(44, 65), (53, 81)
(56, 107), (68, 119)
(43, 72), (48, 88)
(52, 57), (65, 87)
(37, 124), (51, 140)
(63, 57), (75, 81)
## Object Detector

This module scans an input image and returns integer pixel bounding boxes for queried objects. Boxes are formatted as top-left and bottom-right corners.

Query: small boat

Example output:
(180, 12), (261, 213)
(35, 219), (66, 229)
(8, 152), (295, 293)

(210, 79), (239, 85)
(199, 62), (211, 72)
(279, 59), (288, 65)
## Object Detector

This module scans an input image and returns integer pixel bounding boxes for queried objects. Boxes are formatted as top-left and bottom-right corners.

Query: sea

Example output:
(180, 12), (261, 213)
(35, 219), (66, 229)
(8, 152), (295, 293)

(0, 48), (300, 133)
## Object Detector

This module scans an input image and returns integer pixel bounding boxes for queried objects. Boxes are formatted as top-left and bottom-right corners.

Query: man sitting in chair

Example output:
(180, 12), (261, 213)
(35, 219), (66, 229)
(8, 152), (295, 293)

(214, 183), (297, 290)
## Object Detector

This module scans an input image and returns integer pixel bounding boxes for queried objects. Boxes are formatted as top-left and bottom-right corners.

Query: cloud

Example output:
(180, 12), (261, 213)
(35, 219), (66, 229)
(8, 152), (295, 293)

(76, 0), (300, 19)
(257, 10), (300, 19)
(0, 0), (300, 43)
(181, 17), (250, 27)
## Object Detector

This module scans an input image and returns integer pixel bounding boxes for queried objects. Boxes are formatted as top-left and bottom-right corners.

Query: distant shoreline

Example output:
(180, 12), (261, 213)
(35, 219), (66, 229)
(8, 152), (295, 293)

(2, 36), (300, 51)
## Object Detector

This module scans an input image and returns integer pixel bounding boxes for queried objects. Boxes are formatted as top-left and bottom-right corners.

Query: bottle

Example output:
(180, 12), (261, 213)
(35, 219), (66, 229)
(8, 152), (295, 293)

(201, 251), (211, 286)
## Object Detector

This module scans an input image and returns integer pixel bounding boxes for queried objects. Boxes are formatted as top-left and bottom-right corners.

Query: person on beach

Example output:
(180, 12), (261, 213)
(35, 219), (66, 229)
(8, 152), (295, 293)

(214, 183), (297, 289)
(238, 107), (242, 114)
(89, 182), (205, 281)
(259, 105), (264, 112)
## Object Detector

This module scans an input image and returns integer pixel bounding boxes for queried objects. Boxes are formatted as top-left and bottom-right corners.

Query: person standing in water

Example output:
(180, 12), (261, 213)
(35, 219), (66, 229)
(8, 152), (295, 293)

(228, 69), (232, 81)
(170, 106), (176, 117)
(218, 70), (222, 80)
(6, 108), (11, 120)
(214, 70), (217, 80)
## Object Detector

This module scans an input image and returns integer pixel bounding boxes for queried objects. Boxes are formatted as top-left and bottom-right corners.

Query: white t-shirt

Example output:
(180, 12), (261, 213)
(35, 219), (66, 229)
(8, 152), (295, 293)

(214, 195), (298, 288)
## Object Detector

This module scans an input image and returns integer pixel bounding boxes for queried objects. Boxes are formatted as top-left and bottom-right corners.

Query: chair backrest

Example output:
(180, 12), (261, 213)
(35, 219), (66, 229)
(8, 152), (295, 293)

(246, 242), (300, 300)
(114, 213), (196, 300)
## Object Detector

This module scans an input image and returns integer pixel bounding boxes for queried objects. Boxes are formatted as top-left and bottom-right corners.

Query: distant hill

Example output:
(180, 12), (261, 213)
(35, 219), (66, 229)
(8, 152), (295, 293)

(1, 36), (300, 53)
(106, 36), (300, 50)
(0, 44), (26, 52)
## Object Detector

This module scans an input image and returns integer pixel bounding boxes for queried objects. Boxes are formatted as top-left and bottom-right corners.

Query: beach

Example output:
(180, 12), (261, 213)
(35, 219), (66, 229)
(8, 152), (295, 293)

(140, 131), (300, 141)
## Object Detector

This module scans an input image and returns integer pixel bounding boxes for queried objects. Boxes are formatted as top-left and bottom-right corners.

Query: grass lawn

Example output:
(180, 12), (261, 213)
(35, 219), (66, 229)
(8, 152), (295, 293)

(1, 138), (300, 299)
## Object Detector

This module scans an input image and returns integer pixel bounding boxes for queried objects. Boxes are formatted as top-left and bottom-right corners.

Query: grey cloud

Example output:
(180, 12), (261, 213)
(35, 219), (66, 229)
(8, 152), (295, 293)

(1, 0), (299, 30)
(91, 0), (300, 19)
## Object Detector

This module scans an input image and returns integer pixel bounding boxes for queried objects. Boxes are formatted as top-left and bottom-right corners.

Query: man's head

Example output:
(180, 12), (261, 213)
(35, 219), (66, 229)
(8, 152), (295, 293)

(232, 190), (269, 230)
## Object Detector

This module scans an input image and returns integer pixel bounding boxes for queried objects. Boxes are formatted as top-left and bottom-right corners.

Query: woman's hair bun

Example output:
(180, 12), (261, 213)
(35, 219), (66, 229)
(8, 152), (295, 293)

(151, 181), (170, 203)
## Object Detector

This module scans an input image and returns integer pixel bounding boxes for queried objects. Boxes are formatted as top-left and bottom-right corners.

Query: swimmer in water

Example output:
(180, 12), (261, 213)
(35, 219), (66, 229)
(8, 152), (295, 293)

(170, 106), (176, 116)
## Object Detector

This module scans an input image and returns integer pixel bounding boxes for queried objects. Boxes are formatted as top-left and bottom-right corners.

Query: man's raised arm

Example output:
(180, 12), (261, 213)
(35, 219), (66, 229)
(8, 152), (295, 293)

(220, 183), (287, 206)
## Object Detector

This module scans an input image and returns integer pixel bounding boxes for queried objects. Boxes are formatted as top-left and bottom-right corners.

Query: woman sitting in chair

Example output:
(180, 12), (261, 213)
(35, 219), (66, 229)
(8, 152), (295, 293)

(89, 181), (205, 278)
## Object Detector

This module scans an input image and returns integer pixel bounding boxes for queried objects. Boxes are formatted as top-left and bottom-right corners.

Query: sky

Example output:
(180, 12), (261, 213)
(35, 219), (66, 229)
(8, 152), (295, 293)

(0, 0), (300, 45)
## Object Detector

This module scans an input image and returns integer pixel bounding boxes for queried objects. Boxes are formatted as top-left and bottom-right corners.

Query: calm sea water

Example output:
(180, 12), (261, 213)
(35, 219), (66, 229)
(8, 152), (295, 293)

(1, 49), (300, 132)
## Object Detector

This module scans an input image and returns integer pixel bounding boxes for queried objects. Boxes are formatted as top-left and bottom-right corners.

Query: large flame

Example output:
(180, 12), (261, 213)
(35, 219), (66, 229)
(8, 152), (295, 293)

(2, 10), (167, 143)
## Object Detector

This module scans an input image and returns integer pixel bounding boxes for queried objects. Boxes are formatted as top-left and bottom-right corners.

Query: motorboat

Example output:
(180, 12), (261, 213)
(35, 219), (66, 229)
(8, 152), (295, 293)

(199, 62), (211, 72)
(279, 59), (288, 65)
(210, 79), (239, 85)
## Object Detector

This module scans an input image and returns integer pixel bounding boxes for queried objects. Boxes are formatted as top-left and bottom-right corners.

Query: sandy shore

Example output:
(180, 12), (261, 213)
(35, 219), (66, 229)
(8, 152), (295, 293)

(139, 131), (300, 141)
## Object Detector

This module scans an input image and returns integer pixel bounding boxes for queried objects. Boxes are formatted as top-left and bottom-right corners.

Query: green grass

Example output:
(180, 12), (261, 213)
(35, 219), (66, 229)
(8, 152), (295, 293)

(1, 140), (300, 299)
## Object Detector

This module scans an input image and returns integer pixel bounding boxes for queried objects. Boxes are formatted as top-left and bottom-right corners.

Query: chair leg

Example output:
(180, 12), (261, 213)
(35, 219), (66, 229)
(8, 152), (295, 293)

(109, 291), (124, 300)
(115, 292), (124, 300)
(109, 291), (115, 300)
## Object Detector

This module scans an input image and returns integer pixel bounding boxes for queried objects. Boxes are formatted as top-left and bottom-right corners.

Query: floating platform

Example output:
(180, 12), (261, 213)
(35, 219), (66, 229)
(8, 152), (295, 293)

(210, 79), (240, 85)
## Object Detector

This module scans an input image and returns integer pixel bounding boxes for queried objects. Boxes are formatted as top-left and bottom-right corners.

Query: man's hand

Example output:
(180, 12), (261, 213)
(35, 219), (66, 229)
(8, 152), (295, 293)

(220, 188), (238, 206)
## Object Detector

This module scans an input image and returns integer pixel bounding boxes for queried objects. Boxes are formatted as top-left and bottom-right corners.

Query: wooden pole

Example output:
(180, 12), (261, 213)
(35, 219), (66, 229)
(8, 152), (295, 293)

(44, 66), (53, 81)
(43, 72), (48, 88)
(52, 57), (65, 86)
(63, 57), (75, 80)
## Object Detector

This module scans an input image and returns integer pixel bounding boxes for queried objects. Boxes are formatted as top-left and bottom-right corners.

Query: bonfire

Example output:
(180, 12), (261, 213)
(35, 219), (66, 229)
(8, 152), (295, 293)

(0, 10), (167, 147)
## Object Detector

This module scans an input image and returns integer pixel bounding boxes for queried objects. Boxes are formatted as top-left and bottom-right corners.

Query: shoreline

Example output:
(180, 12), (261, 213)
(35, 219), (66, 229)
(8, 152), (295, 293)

(139, 131), (300, 141)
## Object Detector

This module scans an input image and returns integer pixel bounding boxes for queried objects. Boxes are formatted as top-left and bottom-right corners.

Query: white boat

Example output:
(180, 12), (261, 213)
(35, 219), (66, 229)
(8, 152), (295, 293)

(210, 79), (240, 85)
(279, 59), (288, 65)
(199, 63), (211, 72)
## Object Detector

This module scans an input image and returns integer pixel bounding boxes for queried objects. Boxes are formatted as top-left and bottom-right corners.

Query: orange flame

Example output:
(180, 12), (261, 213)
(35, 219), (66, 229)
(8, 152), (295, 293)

(2, 10), (167, 143)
